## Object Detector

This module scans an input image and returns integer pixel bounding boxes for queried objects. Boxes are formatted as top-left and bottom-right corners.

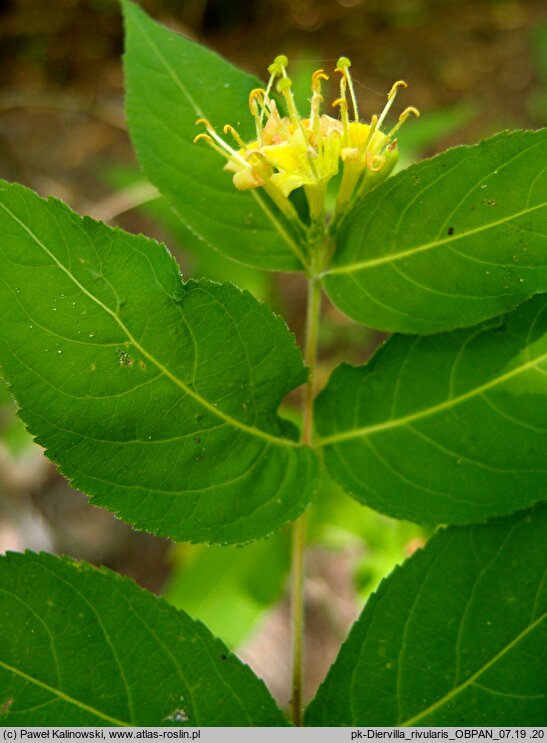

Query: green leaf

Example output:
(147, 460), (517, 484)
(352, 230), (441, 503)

(122, 0), (306, 272)
(305, 504), (547, 726)
(0, 551), (288, 726)
(315, 295), (547, 525)
(0, 180), (318, 544)
(103, 167), (269, 299)
(324, 129), (547, 333)
(164, 533), (289, 649)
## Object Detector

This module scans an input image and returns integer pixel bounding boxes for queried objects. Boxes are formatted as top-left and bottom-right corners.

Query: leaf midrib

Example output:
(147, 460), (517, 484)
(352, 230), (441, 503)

(317, 349), (547, 446)
(399, 610), (546, 726)
(0, 200), (298, 449)
(325, 201), (546, 277)
(0, 658), (130, 726)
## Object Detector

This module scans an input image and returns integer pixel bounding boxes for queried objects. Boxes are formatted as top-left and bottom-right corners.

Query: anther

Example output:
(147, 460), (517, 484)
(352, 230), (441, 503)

(193, 133), (213, 145)
(312, 70), (329, 92)
(193, 132), (233, 162)
(331, 97), (349, 141)
(223, 125), (247, 149)
(387, 106), (420, 138)
(400, 106), (420, 119)
(387, 80), (407, 100)
(249, 88), (265, 115)
(376, 81), (408, 132)
(195, 118), (248, 165)
(195, 117), (214, 131)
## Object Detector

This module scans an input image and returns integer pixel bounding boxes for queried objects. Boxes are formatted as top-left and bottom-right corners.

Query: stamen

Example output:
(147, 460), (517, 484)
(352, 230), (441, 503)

(312, 70), (329, 93)
(336, 57), (359, 121)
(362, 114), (378, 152)
(388, 80), (408, 100)
(387, 106), (420, 138)
(376, 80), (407, 132)
(223, 124), (247, 149)
(193, 133), (231, 161)
(195, 118), (247, 165)
(249, 89), (265, 115)
(195, 117), (214, 131)
(193, 132), (213, 145)
(263, 75), (275, 111)
(335, 65), (347, 108)
(194, 55), (417, 226)
(249, 89), (269, 142)
(332, 97), (350, 139)
(276, 76), (319, 180)
(310, 93), (323, 130)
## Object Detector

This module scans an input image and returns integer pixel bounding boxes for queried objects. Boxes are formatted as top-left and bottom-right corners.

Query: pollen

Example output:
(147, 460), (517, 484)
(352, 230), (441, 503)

(194, 56), (419, 222)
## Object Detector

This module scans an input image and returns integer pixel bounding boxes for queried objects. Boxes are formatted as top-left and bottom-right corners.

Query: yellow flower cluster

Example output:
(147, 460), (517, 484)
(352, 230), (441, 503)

(195, 56), (418, 222)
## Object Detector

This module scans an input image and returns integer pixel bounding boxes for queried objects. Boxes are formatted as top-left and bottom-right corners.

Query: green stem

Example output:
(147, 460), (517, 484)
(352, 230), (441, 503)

(290, 511), (308, 727)
(291, 273), (322, 726)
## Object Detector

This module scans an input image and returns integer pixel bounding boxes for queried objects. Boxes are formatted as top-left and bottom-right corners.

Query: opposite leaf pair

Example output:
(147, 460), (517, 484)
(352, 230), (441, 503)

(1, 504), (544, 725)
(1, 180), (545, 544)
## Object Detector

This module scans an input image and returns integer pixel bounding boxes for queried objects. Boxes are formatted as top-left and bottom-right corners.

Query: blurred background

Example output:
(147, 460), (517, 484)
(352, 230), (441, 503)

(1, 0), (546, 709)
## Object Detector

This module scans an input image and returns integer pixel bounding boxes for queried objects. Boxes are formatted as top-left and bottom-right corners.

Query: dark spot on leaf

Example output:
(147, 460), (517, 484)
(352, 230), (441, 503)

(195, 437), (201, 444)
(492, 322), (507, 333)
(448, 227), (454, 236)
(1, 698), (13, 715)
(221, 654), (227, 660)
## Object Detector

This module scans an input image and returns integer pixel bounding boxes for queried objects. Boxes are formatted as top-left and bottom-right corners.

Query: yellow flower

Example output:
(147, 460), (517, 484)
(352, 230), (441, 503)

(194, 56), (418, 223)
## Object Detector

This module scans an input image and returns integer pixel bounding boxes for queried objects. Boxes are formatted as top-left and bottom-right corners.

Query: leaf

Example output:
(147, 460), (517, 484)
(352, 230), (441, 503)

(324, 129), (547, 333)
(0, 180), (318, 544)
(164, 533), (289, 649)
(305, 504), (547, 726)
(103, 167), (269, 299)
(0, 551), (288, 726)
(122, 0), (306, 273)
(315, 295), (547, 525)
